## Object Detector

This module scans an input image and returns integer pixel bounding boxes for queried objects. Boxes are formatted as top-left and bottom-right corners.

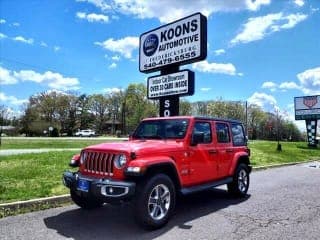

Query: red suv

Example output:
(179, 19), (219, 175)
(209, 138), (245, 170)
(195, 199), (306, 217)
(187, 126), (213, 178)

(63, 116), (251, 229)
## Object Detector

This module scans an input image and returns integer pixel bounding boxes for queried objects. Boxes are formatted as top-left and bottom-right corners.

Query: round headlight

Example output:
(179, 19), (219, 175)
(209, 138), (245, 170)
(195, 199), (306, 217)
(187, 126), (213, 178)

(114, 154), (127, 169)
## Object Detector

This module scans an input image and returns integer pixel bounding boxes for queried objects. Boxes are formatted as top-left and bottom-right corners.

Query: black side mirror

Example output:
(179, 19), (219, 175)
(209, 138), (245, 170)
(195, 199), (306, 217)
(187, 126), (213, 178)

(191, 132), (204, 146)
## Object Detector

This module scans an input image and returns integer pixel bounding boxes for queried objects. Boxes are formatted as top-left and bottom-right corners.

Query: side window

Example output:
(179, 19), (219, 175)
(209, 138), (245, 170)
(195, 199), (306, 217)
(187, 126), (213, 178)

(216, 123), (230, 143)
(231, 124), (246, 146)
(192, 122), (212, 144)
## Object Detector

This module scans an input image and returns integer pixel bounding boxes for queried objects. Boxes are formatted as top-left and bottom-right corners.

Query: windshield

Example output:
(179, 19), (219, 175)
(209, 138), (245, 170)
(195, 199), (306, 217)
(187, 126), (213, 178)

(133, 119), (189, 140)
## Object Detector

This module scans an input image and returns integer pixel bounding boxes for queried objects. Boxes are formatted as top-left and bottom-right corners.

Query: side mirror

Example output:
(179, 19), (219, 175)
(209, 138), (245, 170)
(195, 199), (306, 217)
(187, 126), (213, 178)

(191, 132), (204, 146)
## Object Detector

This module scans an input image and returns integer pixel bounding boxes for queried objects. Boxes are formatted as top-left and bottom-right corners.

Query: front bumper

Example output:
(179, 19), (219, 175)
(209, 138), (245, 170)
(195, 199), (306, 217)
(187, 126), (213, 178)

(62, 171), (136, 202)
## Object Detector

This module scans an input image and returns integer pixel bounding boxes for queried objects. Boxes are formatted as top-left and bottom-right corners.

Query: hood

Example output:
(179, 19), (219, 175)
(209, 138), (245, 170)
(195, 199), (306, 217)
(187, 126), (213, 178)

(84, 139), (185, 157)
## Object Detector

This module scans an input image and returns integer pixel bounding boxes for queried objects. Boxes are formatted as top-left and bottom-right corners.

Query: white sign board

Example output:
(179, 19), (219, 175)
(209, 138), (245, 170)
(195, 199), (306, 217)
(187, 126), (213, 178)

(295, 95), (320, 120)
(147, 70), (194, 99)
(139, 12), (207, 73)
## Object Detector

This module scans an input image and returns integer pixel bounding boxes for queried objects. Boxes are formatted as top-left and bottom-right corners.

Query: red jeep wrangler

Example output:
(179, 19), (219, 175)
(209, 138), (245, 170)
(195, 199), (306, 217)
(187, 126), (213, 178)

(63, 116), (251, 229)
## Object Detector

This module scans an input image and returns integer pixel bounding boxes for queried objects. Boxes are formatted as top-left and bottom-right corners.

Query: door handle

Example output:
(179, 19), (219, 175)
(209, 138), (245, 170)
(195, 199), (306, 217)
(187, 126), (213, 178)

(208, 149), (218, 154)
(226, 149), (234, 153)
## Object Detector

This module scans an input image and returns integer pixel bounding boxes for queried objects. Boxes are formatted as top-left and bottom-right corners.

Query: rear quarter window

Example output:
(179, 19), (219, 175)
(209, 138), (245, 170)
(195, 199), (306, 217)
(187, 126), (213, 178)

(231, 123), (246, 146)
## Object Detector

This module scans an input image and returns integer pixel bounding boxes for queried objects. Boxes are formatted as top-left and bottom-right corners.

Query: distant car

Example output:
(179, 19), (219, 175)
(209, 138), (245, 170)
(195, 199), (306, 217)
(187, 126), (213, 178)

(75, 129), (95, 137)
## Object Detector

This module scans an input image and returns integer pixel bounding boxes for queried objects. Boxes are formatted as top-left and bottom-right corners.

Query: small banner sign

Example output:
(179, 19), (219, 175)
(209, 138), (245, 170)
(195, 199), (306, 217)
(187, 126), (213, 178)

(294, 95), (320, 120)
(147, 70), (194, 99)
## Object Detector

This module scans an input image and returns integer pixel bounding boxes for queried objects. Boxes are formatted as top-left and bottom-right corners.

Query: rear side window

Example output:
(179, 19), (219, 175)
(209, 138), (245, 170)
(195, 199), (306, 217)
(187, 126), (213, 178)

(216, 123), (230, 143)
(231, 123), (246, 146)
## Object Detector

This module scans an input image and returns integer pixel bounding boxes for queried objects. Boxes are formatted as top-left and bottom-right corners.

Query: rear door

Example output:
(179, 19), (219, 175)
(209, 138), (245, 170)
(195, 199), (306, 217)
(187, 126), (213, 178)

(214, 122), (235, 178)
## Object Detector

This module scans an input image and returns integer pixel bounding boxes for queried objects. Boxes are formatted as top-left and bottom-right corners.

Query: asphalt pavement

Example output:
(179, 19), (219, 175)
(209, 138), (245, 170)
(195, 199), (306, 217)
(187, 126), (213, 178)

(0, 163), (319, 240)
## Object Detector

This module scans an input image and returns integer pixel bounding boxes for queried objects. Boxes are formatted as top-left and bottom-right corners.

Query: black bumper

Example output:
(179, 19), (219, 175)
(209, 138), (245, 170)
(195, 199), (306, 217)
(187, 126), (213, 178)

(62, 171), (136, 202)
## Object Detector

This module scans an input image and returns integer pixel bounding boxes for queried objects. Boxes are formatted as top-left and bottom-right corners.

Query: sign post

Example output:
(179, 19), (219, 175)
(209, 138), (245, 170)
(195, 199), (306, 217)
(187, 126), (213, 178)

(139, 12), (207, 116)
(294, 95), (320, 147)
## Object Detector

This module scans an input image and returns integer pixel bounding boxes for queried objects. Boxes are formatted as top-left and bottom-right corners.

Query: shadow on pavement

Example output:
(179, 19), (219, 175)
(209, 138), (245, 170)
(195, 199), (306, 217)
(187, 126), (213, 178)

(44, 189), (250, 240)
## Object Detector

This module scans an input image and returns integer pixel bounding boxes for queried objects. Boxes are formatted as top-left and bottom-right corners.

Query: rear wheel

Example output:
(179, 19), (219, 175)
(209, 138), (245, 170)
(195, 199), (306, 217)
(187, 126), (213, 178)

(70, 190), (103, 209)
(227, 163), (250, 197)
(134, 174), (176, 230)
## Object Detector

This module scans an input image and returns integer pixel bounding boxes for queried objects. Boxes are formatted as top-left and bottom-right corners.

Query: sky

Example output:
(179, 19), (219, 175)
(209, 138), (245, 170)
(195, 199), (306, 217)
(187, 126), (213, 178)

(0, 0), (319, 131)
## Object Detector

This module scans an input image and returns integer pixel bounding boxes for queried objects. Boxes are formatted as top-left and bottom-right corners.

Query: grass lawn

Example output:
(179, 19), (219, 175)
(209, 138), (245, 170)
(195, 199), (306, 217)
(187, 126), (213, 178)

(0, 137), (123, 149)
(0, 140), (319, 204)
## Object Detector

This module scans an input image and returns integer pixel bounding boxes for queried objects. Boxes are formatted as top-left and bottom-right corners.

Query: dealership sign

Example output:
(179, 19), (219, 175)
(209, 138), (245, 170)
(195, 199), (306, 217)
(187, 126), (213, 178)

(139, 12), (207, 73)
(147, 70), (194, 99)
(294, 95), (320, 120)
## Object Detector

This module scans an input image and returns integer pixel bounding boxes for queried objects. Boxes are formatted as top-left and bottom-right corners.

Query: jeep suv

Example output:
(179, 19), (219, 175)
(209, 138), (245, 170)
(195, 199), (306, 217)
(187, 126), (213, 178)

(63, 116), (251, 229)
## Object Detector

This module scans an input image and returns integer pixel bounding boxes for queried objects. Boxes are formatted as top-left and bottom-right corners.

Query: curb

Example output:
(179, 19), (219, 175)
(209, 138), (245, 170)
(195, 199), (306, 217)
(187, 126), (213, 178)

(0, 160), (318, 218)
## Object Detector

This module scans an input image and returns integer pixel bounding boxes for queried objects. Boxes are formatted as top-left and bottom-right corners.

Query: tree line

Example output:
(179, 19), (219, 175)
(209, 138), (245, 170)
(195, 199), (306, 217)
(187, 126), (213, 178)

(0, 83), (303, 141)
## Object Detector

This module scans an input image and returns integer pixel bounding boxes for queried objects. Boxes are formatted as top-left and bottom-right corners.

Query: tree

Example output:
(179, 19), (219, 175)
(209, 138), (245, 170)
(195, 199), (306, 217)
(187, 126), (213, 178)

(89, 94), (109, 134)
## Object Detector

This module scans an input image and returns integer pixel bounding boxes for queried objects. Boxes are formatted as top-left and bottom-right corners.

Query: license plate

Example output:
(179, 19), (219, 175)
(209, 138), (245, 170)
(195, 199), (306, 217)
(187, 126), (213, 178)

(77, 178), (89, 192)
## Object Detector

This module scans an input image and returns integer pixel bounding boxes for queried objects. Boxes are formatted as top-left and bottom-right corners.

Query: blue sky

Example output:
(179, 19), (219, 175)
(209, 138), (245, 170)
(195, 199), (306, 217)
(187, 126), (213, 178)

(0, 0), (319, 130)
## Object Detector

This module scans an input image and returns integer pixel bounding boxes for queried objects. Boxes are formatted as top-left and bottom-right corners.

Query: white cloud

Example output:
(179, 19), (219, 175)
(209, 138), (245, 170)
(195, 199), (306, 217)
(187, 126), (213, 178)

(192, 60), (237, 75)
(95, 36), (139, 59)
(108, 63), (117, 69)
(0, 67), (18, 85)
(294, 0), (305, 7)
(76, 12), (109, 23)
(247, 92), (277, 110)
(279, 81), (300, 90)
(0, 92), (28, 106)
(13, 36), (34, 44)
(111, 55), (121, 61)
(0, 33), (7, 39)
(76, 0), (112, 11)
(0, 19), (6, 24)
(12, 22), (20, 27)
(230, 12), (307, 45)
(103, 87), (123, 94)
(297, 67), (320, 95)
(0, 66), (80, 91)
(214, 49), (226, 56)
(262, 81), (277, 92)
(200, 87), (211, 92)
(54, 46), (61, 52)
(78, 0), (270, 23)
(40, 41), (48, 47)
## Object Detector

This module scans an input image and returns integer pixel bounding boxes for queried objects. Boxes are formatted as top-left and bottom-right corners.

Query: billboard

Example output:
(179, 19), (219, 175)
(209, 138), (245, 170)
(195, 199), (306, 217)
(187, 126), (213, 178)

(147, 70), (194, 99)
(294, 95), (320, 120)
(139, 12), (207, 73)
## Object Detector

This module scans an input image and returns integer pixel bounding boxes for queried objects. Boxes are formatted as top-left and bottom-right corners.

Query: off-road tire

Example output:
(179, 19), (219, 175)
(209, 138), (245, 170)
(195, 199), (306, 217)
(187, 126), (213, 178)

(227, 163), (250, 198)
(70, 190), (103, 209)
(134, 174), (176, 230)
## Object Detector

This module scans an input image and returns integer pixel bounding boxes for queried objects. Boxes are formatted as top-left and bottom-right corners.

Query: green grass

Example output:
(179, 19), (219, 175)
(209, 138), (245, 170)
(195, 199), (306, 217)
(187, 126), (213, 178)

(0, 138), (122, 149)
(0, 140), (319, 204)
(0, 151), (76, 204)
(249, 140), (320, 166)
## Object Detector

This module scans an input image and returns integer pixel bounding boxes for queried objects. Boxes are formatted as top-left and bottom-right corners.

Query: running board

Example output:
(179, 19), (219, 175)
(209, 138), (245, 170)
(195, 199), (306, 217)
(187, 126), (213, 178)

(180, 177), (233, 195)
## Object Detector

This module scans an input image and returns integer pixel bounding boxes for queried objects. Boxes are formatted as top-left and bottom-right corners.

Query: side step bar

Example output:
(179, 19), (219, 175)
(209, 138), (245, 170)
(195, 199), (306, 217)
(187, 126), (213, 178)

(180, 177), (233, 195)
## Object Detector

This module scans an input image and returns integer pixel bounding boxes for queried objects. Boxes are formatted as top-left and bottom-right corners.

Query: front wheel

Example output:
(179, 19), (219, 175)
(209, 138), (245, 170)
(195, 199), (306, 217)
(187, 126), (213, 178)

(134, 174), (176, 230)
(70, 190), (103, 209)
(227, 163), (250, 197)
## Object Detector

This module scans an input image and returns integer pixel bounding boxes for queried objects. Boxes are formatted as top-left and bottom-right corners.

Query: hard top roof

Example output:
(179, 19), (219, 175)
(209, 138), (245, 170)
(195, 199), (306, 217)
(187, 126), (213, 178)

(142, 116), (243, 124)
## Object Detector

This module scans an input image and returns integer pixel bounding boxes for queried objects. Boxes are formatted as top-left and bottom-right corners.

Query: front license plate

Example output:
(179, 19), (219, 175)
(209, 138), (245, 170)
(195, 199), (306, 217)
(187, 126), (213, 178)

(77, 178), (89, 192)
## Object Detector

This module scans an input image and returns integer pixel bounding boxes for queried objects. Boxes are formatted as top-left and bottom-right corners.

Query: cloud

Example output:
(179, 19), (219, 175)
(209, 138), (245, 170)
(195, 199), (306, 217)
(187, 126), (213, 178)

(76, 12), (109, 23)
(214, 49), (226, 56)
(0, 33), (7, 39)
(108, 63), (117, 69)
(297, 67), (320, 95)
(12, 22), (20, 27)
(200, 88), (211, 92)
(230, 12), (307, 45)
(54, 46), (61, 52)
(0, 67), (19, 85)
(294, 0), (305, 7)
(111, 55), (121, 61)
(0, 66), (80, 91)
(13, 36), (34, 44)
(40, 41), (48, 47)
(0, 19), (6, 24)
(262, 81), (277, 92)
(247, 92), (277, 110)
(279, 81), (300, 90)
(95, 36), (139, 59)
(192, 60), (237, 75)
(0, 92), (28, 106)
(103, 87), (123, 94)
(76, 0), (112, 11)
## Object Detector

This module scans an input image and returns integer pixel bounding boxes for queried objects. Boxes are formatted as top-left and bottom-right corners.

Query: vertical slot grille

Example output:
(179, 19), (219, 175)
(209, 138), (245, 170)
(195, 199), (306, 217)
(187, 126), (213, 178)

(83, 151), (114, 176)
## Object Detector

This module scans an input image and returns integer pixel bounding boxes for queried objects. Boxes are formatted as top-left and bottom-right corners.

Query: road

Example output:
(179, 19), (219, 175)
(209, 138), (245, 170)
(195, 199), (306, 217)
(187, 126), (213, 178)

(1, 163), (319, 240)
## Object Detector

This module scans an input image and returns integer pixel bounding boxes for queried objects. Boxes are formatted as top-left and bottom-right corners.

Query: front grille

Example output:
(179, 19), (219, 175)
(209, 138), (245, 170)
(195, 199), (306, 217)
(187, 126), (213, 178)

(83, 151), (114, 176)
